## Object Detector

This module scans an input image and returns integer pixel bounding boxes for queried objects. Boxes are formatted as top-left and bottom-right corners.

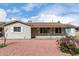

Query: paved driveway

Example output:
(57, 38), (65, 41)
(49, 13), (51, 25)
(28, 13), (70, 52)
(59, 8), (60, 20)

(0, 39), (70, 56)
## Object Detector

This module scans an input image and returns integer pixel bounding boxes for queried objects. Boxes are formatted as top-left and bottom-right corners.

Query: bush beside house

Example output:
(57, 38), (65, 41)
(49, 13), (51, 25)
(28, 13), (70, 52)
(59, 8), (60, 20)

(58, 36), (79, 56)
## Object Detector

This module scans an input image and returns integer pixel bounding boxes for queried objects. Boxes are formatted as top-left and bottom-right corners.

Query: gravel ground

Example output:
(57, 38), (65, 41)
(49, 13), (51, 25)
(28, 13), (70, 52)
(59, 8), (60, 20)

(0, 39), (70, 56)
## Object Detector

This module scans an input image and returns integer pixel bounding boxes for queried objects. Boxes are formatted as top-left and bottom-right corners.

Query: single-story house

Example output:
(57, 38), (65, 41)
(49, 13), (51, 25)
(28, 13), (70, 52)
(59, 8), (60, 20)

(0, 20), (77, 39)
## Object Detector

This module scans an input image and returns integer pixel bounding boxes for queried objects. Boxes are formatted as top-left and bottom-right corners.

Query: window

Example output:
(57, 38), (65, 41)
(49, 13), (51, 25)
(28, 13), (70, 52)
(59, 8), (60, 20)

(55, 28), (61, 33)
(40, 28), (49, 33)
(14, 27), (21, 32)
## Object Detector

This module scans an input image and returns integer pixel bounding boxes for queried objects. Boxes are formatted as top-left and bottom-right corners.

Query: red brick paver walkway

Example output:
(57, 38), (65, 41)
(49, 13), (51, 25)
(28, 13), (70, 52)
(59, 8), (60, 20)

(0, 39), (70, 56)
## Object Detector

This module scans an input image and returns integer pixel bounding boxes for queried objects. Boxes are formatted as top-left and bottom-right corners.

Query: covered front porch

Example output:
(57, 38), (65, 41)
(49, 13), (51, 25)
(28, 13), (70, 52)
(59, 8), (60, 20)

(31, 27), (66, 39)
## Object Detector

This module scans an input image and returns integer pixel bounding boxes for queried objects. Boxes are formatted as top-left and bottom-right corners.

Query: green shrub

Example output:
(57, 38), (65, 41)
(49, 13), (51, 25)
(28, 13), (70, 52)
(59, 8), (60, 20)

(71, 52), (77, 56)
(70, 48), (79, 56)
(60, 46), (69, 53)
(0, 44), (6, 48)
(75, 48), (79, 54)
(59, 36), (78, 55)
(67, 44), (75, 49)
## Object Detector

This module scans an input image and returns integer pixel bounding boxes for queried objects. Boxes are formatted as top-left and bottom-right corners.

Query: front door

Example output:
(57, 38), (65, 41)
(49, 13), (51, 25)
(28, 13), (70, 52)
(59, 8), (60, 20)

(31, 28), (37, 38)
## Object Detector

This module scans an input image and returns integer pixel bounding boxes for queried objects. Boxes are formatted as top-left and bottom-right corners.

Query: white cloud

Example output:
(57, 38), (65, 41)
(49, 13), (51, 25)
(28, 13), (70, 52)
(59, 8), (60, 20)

(22, 4), (35, 11)
(27, 5), (75, 24)
(7, 7), (20, 13)
(0, 8), (7, 19)
(29, 14), (75, 24)
(0, 8), (10, 22)
(7, 4), (78, 26)
(27, 4), (78, 25)
(42, 4), (66, 15)
(10, 17), (29, 22)
(64, 14), (79, 26)
(2, 4), (78, 26)
(22, 3), (42, 11)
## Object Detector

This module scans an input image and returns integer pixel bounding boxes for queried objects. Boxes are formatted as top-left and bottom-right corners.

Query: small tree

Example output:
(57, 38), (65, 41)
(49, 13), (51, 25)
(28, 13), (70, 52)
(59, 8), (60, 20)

(3, 29), (6, 46)
(3, 36), (6, 46)
(0, 29), (6, 48)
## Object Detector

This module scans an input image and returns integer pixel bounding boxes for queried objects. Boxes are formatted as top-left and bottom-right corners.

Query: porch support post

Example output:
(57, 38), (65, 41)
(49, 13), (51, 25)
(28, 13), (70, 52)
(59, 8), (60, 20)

(53, 28), (55, 35)
(61, 28), (65, 34)
(37, 28), (40, 35)
(49, 28), (52, 36)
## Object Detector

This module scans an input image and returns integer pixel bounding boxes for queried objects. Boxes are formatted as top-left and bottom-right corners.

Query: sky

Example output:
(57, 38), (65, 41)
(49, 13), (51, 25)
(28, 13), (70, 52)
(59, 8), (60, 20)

(0, 3), (79, 26)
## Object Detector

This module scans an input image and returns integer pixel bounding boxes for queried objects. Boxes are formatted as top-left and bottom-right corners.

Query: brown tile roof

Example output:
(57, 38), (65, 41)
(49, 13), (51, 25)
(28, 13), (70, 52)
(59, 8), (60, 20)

(0, 20), (76, 28)
(27, 22), (75, 28)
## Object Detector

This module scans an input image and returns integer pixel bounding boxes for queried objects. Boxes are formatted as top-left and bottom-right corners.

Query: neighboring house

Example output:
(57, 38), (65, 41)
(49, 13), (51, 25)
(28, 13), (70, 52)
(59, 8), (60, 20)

(0, 20), (77, 39)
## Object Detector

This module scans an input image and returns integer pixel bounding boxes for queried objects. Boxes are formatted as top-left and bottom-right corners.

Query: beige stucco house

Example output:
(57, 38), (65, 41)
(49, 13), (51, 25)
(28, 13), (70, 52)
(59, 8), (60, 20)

(4, 21), (31, 39)
(0, 20), (77, 39)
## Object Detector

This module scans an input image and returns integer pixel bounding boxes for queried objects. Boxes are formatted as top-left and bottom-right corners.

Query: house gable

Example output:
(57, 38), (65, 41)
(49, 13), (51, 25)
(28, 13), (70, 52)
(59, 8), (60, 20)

(4, 21), (31, 39)
(4, 20), (30, 27)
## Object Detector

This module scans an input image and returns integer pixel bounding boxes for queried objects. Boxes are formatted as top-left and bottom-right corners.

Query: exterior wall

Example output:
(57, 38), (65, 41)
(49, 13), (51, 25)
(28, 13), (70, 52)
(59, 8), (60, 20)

(4, 23), (31, 39)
